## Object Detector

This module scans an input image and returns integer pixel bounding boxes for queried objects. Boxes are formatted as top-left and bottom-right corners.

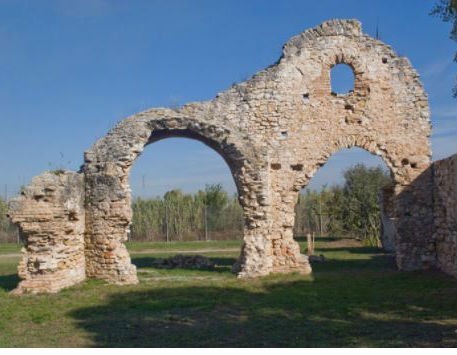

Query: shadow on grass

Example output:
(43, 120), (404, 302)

(69, 253), (457, 347)
(132, 256), (237, 273)
(318, 246), (390, 254)
(310, 254), (397, 273)
(0, 274), (20, 292)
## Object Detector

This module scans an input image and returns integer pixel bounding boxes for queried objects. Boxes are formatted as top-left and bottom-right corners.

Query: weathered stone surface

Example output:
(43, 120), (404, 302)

(433, 154), (457, 278)
(8, 171), (85, 294)
(8, 19), (450, 293)
(83, 19), (432, 283)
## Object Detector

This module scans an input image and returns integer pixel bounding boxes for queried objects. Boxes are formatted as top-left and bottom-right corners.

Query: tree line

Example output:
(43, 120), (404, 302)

(131, 164), (390, 245)
(0, 164), (390, 245)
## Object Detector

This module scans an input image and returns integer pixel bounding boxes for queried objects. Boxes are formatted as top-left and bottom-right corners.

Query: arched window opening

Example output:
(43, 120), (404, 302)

(294, 148), (393, 258)
(129, 137), (243, 244)
(330, 63), (355, 95)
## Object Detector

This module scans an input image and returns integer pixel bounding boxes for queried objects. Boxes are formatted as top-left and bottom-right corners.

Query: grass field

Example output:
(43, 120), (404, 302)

(1, 238), (457, 347)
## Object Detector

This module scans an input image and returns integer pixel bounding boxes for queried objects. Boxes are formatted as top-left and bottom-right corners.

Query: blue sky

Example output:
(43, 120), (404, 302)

(0, 0), (456, 198)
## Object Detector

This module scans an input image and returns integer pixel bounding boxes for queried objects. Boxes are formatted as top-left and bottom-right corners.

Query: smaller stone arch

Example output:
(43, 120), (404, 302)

(321, 50), (370, 98)
(271, 132), (434, 275)
(329, 63), (356, 95)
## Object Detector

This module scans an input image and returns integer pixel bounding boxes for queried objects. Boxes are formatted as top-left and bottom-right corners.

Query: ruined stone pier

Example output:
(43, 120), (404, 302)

(8, 19), (456, 294)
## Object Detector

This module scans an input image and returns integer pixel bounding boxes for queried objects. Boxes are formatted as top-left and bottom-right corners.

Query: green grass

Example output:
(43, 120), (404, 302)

(0, 238), (457, 347)
(0, 243), (21, 254)
(125, 239), (243, 251)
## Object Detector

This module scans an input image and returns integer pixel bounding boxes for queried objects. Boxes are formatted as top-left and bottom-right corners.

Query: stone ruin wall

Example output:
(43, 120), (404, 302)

(433, 154), (457, 278)
(6, 19), (454, 294)
(8, 172), (85, 294)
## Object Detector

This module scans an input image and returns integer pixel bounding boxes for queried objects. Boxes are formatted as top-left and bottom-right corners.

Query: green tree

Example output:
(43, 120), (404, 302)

(204, 184), (229, 231)
(294, 164), (391, 247)
(431, 0), (457, 97)
(340, 164), (391, 246)
(325, 185), (345, 237)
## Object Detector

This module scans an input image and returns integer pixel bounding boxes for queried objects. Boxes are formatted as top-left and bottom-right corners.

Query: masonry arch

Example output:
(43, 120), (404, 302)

(282, 132), (433, 271)
(268, 140), (399, 277)
(330, 63), (355, 95)
(82, 109), (264, 284)
(307, 137), (399, 185)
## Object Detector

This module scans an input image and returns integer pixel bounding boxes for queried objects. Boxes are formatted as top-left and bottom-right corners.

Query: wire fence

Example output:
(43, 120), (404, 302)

(129, 197), (244, 242)
(1, 164), (389, 246)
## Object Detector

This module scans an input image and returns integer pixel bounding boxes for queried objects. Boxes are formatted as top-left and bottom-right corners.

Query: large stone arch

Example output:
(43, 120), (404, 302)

(8, 19), (437, 294)
(82, 106), (276, 283)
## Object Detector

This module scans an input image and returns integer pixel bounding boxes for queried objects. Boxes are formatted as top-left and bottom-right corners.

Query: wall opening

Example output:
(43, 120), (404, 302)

(126, 136), (245, 272)
(129, 137), (244, 244)
(330, 64), (355, 95)
(294, 147), (393, 258)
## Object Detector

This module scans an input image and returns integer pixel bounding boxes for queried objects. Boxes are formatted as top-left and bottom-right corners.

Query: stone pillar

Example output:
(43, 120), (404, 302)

(234, 163), (311, 277)
(269, 190), (312, 275)
(233, 171), (275, 277)
(84, 166), (138, 285)
(8, 172), (86, 294)
(235, 230), (274, 277)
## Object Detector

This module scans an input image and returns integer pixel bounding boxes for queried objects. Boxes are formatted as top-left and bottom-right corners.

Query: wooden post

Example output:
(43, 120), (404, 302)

(306, 232), (314, 256)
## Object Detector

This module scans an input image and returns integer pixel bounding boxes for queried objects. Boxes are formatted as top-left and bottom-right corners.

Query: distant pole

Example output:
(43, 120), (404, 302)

(4, 184), (7, 201)
(375, 16), (380, 40)
(306, 233), (312, 255)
